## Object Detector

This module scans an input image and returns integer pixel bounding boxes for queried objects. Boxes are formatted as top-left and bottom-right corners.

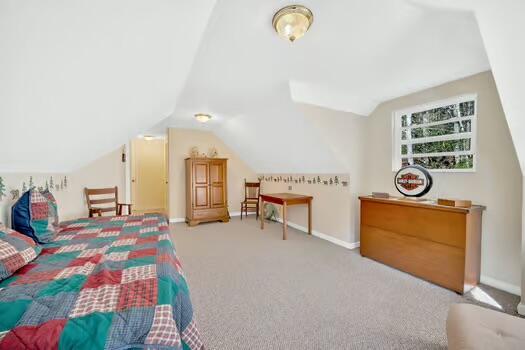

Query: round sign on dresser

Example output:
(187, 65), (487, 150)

(394, 165), (433, 197)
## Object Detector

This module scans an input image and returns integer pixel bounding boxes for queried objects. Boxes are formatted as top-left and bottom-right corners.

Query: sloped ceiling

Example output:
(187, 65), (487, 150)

(413, 0), (525, 174)
(473, 1), (525, 173)
(0, 0), (216, 172)
(4, 0), (515, 175)
(167, 0), (490, 173)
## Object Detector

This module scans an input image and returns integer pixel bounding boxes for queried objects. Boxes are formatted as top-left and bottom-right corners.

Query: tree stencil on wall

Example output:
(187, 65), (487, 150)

(63, 176), (68, 189)
(22, 182), (27, 192)
(49, 176), (55, 190)
(29, 176), (35, 190)
(10, 189), (19, 200)
(0, 176), (5, 201)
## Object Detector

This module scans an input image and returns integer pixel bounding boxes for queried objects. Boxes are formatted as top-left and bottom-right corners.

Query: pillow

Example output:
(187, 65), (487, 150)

(11, 189), (59, 244)
(0, 225), (41, 281)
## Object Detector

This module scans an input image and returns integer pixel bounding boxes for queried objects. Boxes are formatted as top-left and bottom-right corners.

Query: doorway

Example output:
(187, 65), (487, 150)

(131, 136), (168, 214)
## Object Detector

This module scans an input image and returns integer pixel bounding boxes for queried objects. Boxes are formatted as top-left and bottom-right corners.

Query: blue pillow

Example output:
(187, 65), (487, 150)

(11, 189), (58, 244)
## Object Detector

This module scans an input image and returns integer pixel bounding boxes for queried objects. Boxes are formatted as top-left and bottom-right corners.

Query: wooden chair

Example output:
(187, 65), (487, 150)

(240, 179), (260, 220)
(84, 186), (132, 217)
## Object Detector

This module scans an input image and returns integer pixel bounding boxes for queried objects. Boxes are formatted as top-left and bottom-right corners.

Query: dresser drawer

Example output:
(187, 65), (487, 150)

(361, 200), (466, 248)
(361, 225), (465, 292)
(192, 207), (228, 220)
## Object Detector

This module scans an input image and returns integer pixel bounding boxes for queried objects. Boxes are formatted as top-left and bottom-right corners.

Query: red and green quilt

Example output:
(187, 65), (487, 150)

(0, 214), (204, 350)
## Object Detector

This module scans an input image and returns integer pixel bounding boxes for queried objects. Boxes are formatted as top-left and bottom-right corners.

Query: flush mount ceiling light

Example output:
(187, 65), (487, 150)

(272, 5), (313, 42)
(143, 135), (155, 141)
(194, 113), (212, 123)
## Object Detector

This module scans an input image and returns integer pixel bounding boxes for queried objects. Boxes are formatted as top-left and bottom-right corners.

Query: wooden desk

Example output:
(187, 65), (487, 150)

(359, 196), (485, 294)
(260, 193), (313, 240)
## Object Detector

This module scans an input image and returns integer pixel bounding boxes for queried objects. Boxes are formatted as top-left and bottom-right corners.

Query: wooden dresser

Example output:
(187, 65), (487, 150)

(185, 158), (229, 226)
(359, 196), (484, 294)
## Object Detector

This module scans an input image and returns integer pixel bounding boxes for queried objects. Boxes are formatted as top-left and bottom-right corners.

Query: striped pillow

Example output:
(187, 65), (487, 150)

(0, 225), (41, 281)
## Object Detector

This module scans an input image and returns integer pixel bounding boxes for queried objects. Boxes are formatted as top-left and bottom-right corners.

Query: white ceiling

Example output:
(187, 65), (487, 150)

(3, 0), (516, 175)
(0, 0), (216, 172)
(167, 0), (490, 173)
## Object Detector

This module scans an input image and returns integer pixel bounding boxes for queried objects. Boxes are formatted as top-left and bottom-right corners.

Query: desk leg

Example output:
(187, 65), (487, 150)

(283, 202), (287, 240)
(308, 199), (312, 235)
(260, 200), (264, 230)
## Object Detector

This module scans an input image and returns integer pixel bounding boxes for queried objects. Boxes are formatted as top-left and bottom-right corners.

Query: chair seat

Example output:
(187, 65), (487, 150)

(447, 303), (525, 350)
(242, 199), (259, 204)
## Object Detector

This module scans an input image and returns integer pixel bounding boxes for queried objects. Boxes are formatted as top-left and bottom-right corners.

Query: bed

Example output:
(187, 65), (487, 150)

(0, 213), (203, 350)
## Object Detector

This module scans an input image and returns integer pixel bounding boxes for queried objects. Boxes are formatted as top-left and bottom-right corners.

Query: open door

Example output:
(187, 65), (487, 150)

(131, 137), (167, 214)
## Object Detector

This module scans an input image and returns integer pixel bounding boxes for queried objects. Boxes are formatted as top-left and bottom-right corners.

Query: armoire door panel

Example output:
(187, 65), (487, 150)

(194, 186), (209, 208)
(211, 185), (225, 207)
(209, 162), (223, 184)
(194, 163), (209, 184)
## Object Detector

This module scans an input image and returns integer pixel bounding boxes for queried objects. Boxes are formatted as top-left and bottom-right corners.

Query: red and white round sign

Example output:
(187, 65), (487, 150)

(394, 165), (433, 197)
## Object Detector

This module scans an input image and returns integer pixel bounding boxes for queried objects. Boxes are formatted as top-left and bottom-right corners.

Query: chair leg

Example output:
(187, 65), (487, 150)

(240, 204), (243, 220)
(256, 203), (259, 220)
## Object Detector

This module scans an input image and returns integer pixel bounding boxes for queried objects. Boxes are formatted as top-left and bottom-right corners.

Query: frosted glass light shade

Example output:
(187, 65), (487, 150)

(194, 114), (212, 123)
(273, 5), (313, 42)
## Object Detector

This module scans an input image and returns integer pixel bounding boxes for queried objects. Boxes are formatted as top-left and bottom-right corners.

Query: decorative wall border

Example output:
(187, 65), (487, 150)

(258, 174), (349, 187)
(0, 175), (69, 202)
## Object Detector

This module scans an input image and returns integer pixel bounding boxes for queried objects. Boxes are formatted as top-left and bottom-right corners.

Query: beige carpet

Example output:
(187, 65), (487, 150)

(170, 217), (520, 350)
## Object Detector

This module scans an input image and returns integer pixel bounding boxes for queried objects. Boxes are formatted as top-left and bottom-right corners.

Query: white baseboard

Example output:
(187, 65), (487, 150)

(230, 211), (255, 217)
(169, 211), (255, 224)
(480, 275), (521, 296)
(276, 218), (359, 250)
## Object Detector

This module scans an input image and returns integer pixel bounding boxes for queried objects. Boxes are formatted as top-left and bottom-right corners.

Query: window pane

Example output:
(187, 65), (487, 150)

(459, 101), (475, 116)
(412, 139), (471, 154)
(401, 115), (408, 127)
(396, 97), (476, 172)
(411, 104), (458, 126)
(402, 155), (473, 170)
(410, 120), (471, 139)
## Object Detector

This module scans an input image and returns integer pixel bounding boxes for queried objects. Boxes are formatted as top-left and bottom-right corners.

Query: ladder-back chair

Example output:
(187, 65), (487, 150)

(240, 179), (260, 220)
(84, 186), (132, 217)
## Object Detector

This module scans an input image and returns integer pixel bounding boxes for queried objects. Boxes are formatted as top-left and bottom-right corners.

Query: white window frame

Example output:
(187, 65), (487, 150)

(392, 94), (478, 173)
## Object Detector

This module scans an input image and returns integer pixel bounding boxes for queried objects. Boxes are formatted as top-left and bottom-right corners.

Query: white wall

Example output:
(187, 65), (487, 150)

(280, 71), (521, 295)
(298, 104), (367, 243)
(364, 71), (522, 293)
(0, 146), (126, 224)
(260, 173), (352, 244)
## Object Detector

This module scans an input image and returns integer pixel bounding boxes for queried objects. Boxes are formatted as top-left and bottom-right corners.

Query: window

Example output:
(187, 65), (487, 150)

(392, 94), (477, 172)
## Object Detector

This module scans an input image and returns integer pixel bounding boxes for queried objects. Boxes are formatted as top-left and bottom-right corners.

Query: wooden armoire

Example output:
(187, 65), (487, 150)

(185, 158), (229, 226)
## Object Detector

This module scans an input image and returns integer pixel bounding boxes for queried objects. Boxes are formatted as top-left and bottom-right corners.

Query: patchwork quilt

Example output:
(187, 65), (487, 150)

(0, 214), (204, 350)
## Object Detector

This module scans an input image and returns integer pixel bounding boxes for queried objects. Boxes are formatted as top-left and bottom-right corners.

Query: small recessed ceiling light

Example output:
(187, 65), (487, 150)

(143, 135), (155, 141)
(194, 114), (212, 123)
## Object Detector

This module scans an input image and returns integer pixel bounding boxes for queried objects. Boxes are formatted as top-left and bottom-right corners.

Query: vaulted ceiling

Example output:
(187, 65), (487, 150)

(163, 0), (491, 173)
(1, 0), (523, 174)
